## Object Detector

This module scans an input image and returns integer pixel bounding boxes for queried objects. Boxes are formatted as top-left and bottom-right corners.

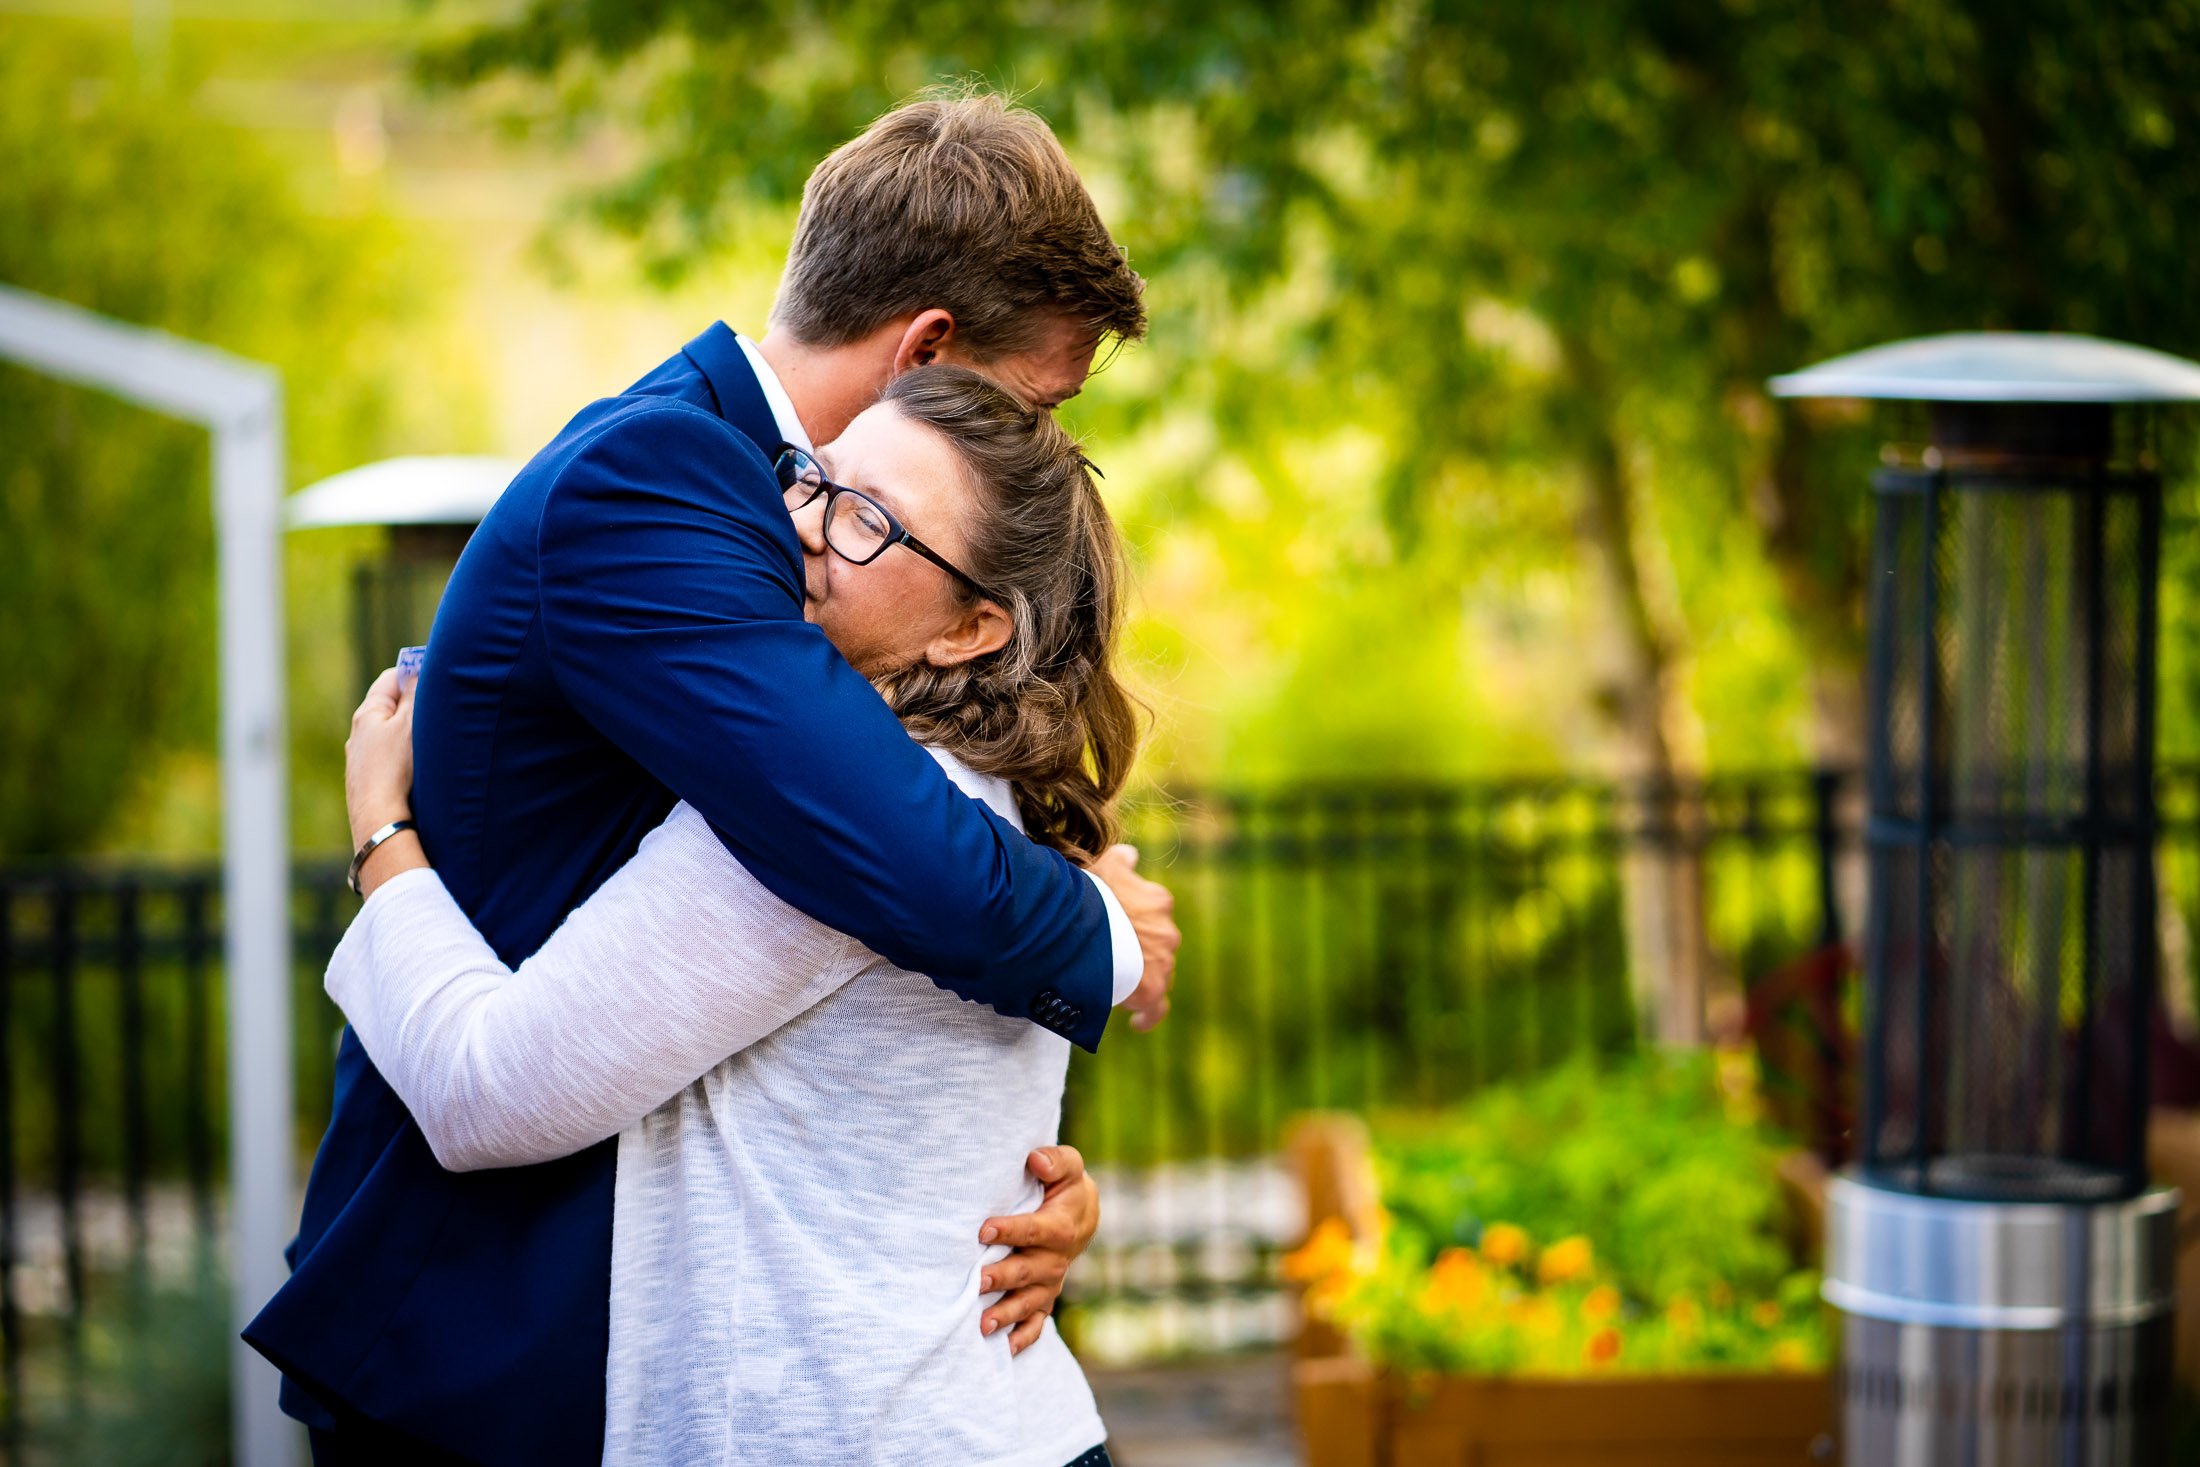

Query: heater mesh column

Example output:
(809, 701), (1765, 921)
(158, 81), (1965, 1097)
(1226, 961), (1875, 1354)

(1862, 453), (2158, 1203)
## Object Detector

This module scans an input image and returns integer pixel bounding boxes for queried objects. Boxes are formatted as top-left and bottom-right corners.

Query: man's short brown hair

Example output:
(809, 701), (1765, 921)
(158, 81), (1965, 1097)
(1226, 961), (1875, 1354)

(772, 92), (1146, 360)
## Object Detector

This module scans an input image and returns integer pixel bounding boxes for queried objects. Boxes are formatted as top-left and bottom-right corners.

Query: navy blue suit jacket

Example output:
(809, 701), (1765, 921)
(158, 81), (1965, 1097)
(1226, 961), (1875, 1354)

(245, 325), (1116, 1463)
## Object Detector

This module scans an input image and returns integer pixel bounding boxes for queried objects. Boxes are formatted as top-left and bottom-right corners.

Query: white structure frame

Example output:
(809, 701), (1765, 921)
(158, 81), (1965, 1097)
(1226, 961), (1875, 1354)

(0, 285), (294, 1466)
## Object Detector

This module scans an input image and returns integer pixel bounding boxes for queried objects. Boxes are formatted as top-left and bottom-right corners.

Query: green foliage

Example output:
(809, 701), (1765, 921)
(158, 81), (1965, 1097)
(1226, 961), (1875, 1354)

(1373, 1053), (1797, 1306)
(67, 1281), (232, 1467)
(421, 0), (2200, 776)
(15, 5), (2200, 829)
(1292, 1053), (1826, 1374)
(12, 1271), (230, 1467)
(2177, 1385), (2200, 1465)
(0, 26), (454, 856)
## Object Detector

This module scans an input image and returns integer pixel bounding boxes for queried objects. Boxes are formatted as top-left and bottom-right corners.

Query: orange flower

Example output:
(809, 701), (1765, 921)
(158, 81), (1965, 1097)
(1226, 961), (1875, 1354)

(1479, 1222), (1530, 1267)
(1770, 1339), (1813, 1372)
(1581, 1284), (1621, 1324)
(1509, 1296), (1563, 1339)
(1282, 1219), (1355, 1284)
(1584, 1326), (1623, 1367)
(1663, 1296), (1701, 1334)
(1537, 1235), (1594, 1286)
(1422, 1248), (1488, 1314)
(1308, 1270), (1356, 1313)
(1751, 1300), (1783, 1329)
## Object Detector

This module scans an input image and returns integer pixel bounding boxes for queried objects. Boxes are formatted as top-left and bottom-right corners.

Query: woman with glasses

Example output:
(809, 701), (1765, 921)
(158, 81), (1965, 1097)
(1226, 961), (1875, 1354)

(324, 365), (1142, 1467)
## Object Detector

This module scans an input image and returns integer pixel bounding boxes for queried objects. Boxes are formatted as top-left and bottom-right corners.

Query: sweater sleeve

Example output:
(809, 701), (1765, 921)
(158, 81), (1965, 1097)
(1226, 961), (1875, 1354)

(325, 803), (870, 1172)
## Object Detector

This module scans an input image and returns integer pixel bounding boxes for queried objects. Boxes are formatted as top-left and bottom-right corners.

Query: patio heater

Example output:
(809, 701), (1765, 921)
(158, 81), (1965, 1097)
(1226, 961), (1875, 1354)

(1770, 334), (2200, 1466)
(285, 454), (520, 685)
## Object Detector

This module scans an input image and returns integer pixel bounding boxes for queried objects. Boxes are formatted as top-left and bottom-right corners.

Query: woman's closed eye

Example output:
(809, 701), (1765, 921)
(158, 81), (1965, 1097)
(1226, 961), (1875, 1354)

(837, 494), (892, 543)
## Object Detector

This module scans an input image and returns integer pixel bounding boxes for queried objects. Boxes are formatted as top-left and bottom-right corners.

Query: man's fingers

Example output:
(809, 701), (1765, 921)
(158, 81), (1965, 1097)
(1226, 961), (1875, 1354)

(979, 1284), (1057, 1345)
(979, 1249), (1068, 1298)
(980, 1151), (1091, 1248)
(1129, 996), (1171, 1031)
(1110, 842), (1139, 870)
(978, 1208), (1075, 1252)
(978, 1154), (1098, 1351)
(1027, 1144), (1084, 1186)
(1007, 1312), (1048, 1355)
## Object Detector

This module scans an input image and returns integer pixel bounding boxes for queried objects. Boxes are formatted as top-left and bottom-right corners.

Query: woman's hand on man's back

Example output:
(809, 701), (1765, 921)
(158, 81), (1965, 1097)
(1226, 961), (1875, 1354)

(347, 667), (427, 899)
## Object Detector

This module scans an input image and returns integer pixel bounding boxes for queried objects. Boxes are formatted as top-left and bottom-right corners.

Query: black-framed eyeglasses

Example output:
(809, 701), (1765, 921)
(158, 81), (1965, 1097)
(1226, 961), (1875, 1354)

(773, 445), (999, 603)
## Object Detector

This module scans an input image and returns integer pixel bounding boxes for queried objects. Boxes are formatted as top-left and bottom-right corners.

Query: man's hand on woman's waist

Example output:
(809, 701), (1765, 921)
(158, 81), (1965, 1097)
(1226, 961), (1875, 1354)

(977, 1145), (1102, 1356)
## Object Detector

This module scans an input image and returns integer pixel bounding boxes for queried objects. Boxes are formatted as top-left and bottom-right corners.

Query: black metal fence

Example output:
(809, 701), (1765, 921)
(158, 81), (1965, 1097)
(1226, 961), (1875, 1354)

(1084, 770), (1854, 1156)
(7, 764), (2198, 1387)
(1061, 769), (1866, 1351)
(0, 859), (355, 1434)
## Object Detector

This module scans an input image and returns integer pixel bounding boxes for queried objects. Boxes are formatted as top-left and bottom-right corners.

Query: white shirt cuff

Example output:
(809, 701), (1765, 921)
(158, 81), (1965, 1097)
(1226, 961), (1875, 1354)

(1085, 870), (1144, 1007)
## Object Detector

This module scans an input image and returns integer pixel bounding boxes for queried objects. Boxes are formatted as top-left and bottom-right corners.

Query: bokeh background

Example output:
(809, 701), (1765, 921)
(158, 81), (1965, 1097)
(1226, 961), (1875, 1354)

(16, 0), (2200, 863)
(7, 2), (2200, 1462)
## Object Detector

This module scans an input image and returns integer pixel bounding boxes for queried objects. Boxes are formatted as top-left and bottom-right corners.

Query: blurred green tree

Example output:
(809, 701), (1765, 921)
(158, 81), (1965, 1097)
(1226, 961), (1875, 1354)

(0, 30), (452, 856)
(421, 0), (2200, 763)
(420, 0), (2200, 1033)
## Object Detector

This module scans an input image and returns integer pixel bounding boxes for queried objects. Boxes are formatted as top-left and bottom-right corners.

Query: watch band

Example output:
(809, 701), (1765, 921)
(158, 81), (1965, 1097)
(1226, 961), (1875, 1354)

(347, 818), (417, 897)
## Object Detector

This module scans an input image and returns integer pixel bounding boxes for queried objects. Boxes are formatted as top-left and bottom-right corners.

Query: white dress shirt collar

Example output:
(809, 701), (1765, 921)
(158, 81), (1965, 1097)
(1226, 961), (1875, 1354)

(735, 332), (812, 455)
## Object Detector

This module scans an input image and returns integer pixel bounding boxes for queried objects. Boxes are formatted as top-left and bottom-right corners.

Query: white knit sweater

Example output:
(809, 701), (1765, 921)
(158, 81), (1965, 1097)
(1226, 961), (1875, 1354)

(325, 750), (1108, 1467)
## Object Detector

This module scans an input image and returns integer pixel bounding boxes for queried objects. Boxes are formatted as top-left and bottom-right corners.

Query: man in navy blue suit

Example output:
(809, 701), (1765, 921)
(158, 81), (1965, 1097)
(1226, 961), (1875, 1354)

(246, 94), (1177, 1464)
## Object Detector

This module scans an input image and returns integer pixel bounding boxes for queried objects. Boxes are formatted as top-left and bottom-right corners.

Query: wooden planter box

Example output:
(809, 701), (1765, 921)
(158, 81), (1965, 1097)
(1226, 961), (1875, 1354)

(1297, 1355), (1836, 1467)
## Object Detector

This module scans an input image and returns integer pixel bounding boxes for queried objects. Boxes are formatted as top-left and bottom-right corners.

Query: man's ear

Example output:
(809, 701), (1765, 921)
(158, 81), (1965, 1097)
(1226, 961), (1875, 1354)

(891, 309), (958, 374)
(925, 600), (1013, 667)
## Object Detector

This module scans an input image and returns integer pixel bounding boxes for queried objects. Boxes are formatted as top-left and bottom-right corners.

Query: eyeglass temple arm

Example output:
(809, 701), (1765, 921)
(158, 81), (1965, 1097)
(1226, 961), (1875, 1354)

(899, 532), (996, 603)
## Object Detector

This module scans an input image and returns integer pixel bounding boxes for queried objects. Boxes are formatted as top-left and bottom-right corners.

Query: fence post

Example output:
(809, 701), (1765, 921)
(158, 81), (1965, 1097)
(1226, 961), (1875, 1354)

(0, 880), (16, 1442)
(1809, 768), (1850, 1163)
(49, 882), (83, 1338)
(117, 880), (150, 1275)
(180, 881), (215, 1246)
(1812, 768), (1843, 952)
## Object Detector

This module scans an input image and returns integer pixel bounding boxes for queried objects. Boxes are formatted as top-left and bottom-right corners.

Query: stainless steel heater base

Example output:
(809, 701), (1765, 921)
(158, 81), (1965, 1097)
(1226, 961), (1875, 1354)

(1825, 1174), (2180, 1467)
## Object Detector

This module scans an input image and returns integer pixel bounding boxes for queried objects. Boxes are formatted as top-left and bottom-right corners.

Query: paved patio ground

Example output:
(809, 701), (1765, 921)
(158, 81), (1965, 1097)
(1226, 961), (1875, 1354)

(1088, 1353), (1299, 1467)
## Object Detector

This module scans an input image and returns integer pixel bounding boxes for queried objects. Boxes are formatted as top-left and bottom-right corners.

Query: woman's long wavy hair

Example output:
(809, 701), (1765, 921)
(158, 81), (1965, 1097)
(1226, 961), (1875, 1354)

(871, 365), (1140, 863)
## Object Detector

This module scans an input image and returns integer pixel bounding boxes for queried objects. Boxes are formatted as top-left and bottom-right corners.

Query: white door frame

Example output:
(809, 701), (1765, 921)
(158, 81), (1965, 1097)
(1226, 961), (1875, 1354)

(0, 284), (294, 1467)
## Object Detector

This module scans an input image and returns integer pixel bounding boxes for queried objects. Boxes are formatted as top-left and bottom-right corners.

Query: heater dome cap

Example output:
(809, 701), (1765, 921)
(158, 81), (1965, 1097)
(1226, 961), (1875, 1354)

(1769, 332), (2200, 405)
(287, 455), (523, 531)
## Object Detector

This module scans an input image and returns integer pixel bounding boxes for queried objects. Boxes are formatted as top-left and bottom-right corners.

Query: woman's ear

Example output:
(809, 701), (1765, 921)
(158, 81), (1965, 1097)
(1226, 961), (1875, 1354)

(925, 600), (1012, 668)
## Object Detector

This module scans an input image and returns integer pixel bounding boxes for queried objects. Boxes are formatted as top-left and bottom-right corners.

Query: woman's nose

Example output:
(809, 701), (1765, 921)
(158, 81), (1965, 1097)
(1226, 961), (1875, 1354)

(789, 496), (829, 555)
